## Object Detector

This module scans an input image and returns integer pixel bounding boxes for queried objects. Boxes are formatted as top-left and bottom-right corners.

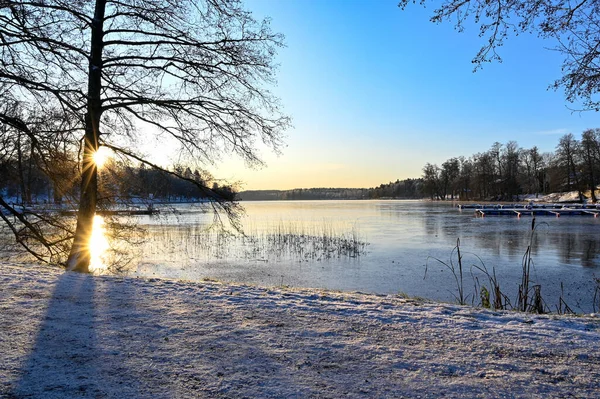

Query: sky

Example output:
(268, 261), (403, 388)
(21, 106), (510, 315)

(161, 0), (600, 191)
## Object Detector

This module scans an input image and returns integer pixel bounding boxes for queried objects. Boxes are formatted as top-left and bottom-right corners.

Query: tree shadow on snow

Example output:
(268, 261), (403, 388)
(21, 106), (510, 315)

(8, 271), (143, 398)
(9, 272), (104, 397)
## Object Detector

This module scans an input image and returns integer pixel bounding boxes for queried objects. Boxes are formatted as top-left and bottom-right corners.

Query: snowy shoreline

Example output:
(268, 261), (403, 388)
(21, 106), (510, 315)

(1, 264), (599, 398)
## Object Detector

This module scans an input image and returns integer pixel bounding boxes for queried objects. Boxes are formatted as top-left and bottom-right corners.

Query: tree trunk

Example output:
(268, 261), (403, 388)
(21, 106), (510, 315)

(67, 0), (106, 272)
(53, 181), (63, 204)
(26, 142), (34, 202)
(16, 132), (30, 204)
(586, 150), (597, 203)
(569, 159), (584, 203)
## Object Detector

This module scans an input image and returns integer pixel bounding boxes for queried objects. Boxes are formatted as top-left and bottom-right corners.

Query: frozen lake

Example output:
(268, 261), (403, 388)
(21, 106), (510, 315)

(129, 200), (600, 313)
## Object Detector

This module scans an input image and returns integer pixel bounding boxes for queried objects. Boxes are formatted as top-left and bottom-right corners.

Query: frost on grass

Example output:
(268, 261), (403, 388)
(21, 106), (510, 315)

(1, 264), (599, 398)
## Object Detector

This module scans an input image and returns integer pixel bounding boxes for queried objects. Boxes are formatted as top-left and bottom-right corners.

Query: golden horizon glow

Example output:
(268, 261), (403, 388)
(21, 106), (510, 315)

(89, 214), (109, 273)
(92, 146), (112, 169)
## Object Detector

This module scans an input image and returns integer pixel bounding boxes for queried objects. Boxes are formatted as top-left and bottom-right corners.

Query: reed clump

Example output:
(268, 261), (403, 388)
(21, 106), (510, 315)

(257, 220), (366, 260)
(142, 219), (368, 263)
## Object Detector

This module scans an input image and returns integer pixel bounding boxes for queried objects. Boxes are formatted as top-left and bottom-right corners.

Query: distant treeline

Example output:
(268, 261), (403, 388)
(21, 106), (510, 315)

(104, 164), (236, 202)
(239, 188), (369, 201)
(420, 130), (600, 201)
(368, 178), (423, 199)
(239, 179), (424, 201)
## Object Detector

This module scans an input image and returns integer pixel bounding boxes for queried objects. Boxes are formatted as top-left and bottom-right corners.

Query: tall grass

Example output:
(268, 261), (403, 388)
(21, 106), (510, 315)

(518, 217), (546, 313)
(426, 218), (599, 314)
(472, 258), (511, 310)
(425, 238), (468, 305)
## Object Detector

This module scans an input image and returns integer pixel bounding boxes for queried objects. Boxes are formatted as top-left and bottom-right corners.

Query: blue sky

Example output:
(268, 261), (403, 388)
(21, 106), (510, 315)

(211, 0), (600, 190)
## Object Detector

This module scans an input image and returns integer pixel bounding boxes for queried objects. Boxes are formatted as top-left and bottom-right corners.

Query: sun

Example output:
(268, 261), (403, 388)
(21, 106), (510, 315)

(92, 146), (112, 168)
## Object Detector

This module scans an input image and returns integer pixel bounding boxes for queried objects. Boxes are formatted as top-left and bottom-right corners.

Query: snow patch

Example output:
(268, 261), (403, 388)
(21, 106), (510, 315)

(1, 264), (599, 398)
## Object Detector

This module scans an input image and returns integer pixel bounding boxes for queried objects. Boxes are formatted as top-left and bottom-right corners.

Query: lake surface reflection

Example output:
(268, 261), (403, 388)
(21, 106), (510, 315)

(133, 200), (600, 313)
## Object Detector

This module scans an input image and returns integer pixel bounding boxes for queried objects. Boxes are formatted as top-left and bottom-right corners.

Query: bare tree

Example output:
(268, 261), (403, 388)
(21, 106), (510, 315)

(522, 146), (544, 197)
(0, 102), (78, 263)
(501, 141), (521, 200)
(457, 156), (473, 200)
(472, 151), (495, 199)
(556, 133), (584, 200)
(0, 0), (290, 272)
(399, 0), (600, 110)
(422, 163), (441, 200)
(580, 129), (600, 202)
(441, 157), (460, 200)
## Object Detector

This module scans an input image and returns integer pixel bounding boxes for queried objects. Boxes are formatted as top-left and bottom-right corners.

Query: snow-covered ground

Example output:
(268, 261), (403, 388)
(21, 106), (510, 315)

(524, 191), (583, 203)
(1, 264), (599, 398)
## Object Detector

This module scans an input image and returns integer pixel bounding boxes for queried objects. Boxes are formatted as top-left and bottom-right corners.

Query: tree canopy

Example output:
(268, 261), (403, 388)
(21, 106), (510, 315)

(0, 0), (290, 271)
(399, 0), (600, 110)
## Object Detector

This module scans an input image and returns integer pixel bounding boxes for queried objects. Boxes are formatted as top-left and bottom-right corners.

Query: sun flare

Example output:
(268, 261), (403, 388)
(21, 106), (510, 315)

(92, 146), (112, 168)
(89, 215), (109, 273)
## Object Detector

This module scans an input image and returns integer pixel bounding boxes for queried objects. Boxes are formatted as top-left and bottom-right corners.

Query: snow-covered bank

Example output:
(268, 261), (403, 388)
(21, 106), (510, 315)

(1, 265), (599, 398)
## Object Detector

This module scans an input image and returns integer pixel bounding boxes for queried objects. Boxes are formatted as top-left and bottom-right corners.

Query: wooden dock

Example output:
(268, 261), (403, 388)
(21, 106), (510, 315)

(474, 208), (599, 217)
(458, 203), (600, 210)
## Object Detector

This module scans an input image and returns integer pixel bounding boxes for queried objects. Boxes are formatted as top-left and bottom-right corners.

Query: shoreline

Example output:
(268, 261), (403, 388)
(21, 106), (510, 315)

(1, 264), (599, 398)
